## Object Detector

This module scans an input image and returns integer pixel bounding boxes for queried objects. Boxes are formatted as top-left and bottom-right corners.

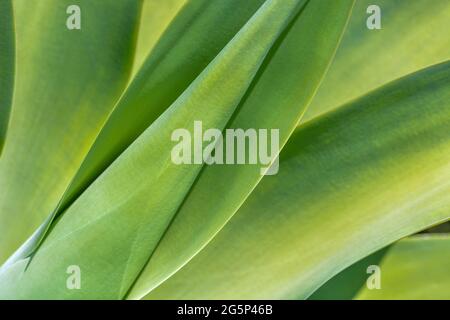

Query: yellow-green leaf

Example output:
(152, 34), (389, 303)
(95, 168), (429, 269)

(128, 0), (355, 299)
(144, 62), (450, 299)
(303, 0), (450, 122)
(0, 0), (14, 153)
(0, 0), (305, 299)
(0, 0), (141, 262)
(356, 235), (450, 300)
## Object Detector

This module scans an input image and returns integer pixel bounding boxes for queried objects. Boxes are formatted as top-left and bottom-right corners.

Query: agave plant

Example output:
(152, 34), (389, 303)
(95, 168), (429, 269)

(0, 0), (449, 300)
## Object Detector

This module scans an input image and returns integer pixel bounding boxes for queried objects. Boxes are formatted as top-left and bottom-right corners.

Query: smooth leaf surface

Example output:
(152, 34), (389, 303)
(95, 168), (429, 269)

(303, 0), (450, 122)
(49, 0), (267, 223)
(131, 0), (187, 75)
(128, 0), (355, 299)
(0, 0), (14, 153)
(0, 0), (305, 299)
(0, 0), (141, 262)
(144, 61), (450, 299)
(6, 0), (270, 264)
(308, 247), (388, 300)
(356, 235), (450, 300)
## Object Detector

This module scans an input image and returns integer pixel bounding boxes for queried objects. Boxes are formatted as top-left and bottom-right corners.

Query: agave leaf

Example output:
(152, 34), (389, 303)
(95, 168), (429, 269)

(45, 0), (267, 222)
(144, 61), (450, 299)
(4, 0), (271, 266)
(311, 227), (450, 300)
(131, 0), (187, 75)
(0, 0), (142, 262)
(303, 0), (450, 122)
(308, 247), (389, 300)
(425, 221), (450, 233)
(0, 0), (305, 299)
(127, 0), (355, 299)
(0, 0), (14, 153)
(356, 235), (450, 300)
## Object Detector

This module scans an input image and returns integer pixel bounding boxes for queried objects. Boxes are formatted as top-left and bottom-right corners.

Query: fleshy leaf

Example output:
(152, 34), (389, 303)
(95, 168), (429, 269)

(356, 235), (450, 300)
(128, 0), (355, 299)
(0, 0), (14, 153)
(0, 0), (305, 299)
(303, 0), (450, 122)
(144, 61), (450, 299)
(0, 0), (141, 262)
(308, 247), (389, 300)
(131, 0), (187, 75)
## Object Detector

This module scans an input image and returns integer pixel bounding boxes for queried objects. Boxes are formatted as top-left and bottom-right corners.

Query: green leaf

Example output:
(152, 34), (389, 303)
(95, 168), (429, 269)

(0, 0), (142, 262)
(131, 0), (187, 75)
(311, 226), (450, 300)
(143, 61), (450, 299)
(303, 0), (450, 122)
(44, 0), (268, 226)
(308, 247), (389, 300)
(0, 0), (307, 299)
(127, 0), (355, 299)
(0, 0), (14, 153)
(2, 0), (270, 266)
(356, 234), (450, 300)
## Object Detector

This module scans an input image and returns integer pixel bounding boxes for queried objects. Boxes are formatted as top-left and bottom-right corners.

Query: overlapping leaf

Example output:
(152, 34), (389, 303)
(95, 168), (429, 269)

(303, 0), (450, 122)
(1, 0), (276, 266)
(309, 247), (388, 300)
(131, 0), (187, 75)
(356, 235), (450, 300)
(128, 0), (355, 299)
(0, 0), (308, 299)
(1, 0), (447, 301)
(310, 232), (450, 300)
(45, 0), (268, 224)
(0, 0), (141, 262)
(144, 62), (450, 299)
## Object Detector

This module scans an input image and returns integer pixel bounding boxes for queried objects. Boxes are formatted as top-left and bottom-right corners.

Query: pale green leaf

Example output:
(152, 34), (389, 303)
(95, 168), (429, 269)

(128, 0), (355, 299)
(144, 61), (450, 299)
(3, 0), (270, 265)
(46, 0), (267, 225)
(0, 0), (142, 262)
(0, 0), (14, 153)
(303, 0), (450, 122)
(308, 247), (389, 300)
(356, 234), (450, 300)
(0, 0), (306, 299)
(131, 0), (187, 75)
